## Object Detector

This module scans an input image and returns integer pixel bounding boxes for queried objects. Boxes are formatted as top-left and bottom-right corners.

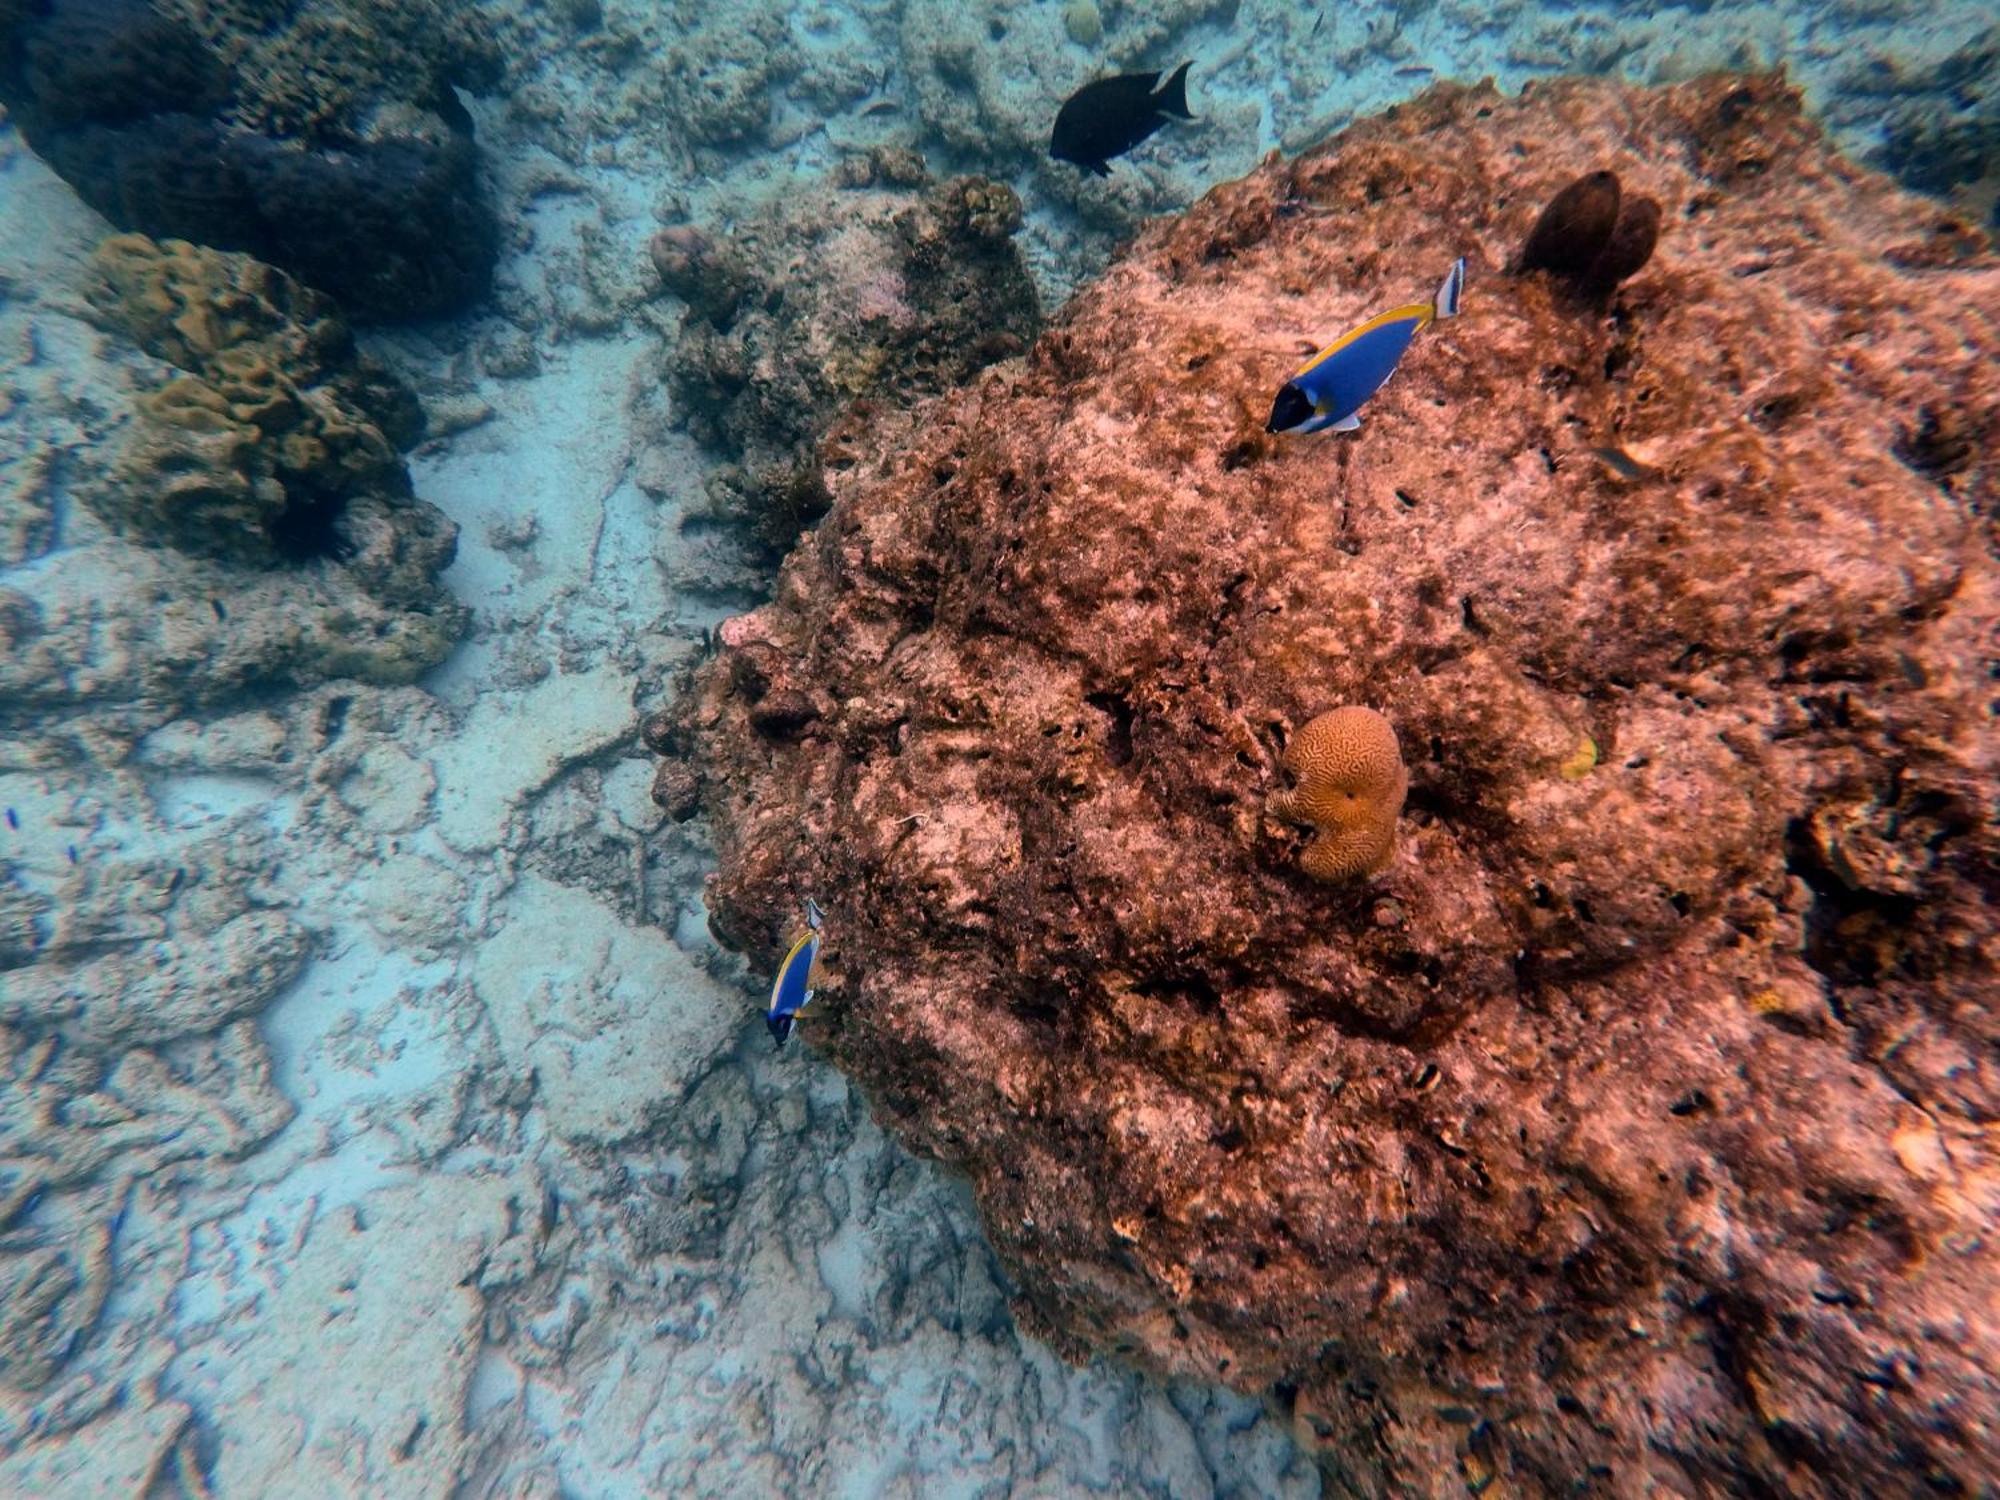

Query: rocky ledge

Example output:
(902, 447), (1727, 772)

(652, 74), (1997, 1497)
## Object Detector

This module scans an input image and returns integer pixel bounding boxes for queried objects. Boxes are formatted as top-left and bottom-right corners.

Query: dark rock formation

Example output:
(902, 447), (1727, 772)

(656, 74), (1999, 1497)
(1867, 24), (2000, 230)
(0, 0), (501, 319)
(655, 161), (1039, 575)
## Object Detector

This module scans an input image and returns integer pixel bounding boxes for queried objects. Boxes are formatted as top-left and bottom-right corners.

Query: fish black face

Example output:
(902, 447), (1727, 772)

(766, 1012), (795, 1047)
(1266, 382), (1316, 434)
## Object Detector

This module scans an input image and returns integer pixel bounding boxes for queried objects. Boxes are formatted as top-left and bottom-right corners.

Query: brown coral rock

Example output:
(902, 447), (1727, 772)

(662, 75), (2000, 1498)
(1269, 706), (1408, 880)
(659, 170), (1039, 576)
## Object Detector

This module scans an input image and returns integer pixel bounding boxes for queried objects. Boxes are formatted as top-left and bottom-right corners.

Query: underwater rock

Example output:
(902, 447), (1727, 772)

(0, 0), (501, 318)
(648, 225), (754, 329)
(0, 821), (302, 1396)
(655, 168), (1039, 572)
(660, 74), (2000, 1497)
(1868, 23), (2000, 228)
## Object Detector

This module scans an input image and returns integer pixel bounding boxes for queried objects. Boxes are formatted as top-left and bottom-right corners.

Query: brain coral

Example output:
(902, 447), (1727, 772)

(655, 76), (1999, 1497)
(1268, 706), (1408, 881)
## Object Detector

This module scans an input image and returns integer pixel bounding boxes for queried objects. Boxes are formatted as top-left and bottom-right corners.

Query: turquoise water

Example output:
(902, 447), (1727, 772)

(0, 1), (1991, 1495)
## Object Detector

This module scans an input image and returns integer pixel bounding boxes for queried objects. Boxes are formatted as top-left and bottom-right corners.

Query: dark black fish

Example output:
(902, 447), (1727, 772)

(1050, 63), (1194, 177)
(1588, 445), (1660, 481)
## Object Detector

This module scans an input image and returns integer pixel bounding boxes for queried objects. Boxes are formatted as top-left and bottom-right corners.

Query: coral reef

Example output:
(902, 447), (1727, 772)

(656, 164), (1039, 574)
(658, 74), (1999, 1497)
(0, 133), (1320, 1493)
(0, 231), (463, 737)
(0, 0), (500, 317)
(85, 234), (426, 566)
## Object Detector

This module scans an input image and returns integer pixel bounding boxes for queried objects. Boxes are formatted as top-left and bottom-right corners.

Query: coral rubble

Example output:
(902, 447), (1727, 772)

(659, 75), (1999, 1497)
(0, 0), (500, 317)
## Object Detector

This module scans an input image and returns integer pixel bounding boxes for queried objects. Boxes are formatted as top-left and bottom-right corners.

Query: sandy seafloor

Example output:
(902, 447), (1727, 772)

(0, 0), (1991, 1493)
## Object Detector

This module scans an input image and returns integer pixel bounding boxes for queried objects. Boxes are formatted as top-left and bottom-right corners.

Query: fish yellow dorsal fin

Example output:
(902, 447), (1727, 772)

(1294, 302), (1436, 378)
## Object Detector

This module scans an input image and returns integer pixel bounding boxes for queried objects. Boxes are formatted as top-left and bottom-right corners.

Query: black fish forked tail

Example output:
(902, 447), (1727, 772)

(1154, 61), (1194, 120)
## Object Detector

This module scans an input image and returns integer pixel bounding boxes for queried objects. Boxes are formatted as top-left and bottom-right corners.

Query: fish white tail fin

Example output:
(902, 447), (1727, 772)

(1433, 257), (1465, 320)
(1154, 61), (1194, 120)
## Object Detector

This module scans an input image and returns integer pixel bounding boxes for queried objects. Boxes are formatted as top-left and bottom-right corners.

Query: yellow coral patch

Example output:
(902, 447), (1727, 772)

(1558, 736), (1599, 780)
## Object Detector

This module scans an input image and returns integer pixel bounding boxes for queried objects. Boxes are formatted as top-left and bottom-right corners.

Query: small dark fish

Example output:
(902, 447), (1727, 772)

(1588, 445), (1660, 480)
(66, 844), (77, 865)
(4, 807), (15, 830)
(211, 598), (227, 622)
(1395, 65), (1435, 77)
(1051, 62), (1194, 177)
(166, 867), (185, 896)
(859, 99), (898, 117)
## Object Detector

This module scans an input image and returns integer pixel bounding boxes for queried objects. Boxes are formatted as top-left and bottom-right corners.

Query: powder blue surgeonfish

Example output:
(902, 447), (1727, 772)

(1266, 258), (1466, 435)
(767, 897), (824, 1047)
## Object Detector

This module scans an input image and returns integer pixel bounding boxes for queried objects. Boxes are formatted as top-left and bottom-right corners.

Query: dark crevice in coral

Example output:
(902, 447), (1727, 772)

(268, 488), (357, 564)
(1782, 815), (1920, 988)
(1132, 969), (1224, 1016)
(1084, 690), (1135, 768)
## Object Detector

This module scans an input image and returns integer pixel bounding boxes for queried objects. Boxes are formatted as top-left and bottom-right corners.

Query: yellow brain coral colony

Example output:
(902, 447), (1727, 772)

(1268, 706), (1409, 881)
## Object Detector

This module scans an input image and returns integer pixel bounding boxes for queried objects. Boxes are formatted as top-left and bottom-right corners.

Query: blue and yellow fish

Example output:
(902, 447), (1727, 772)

(767, 897), (824, 1046)
(1266, 258), (1466, 435)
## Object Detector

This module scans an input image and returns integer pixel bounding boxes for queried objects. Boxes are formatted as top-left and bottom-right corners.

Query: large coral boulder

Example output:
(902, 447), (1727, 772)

(0, 0), (499, 318)
(657, 76), (1999, 1497)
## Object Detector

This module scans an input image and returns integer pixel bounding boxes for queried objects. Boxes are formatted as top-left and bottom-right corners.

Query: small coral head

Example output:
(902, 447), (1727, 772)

(1269, 706), (1409, 882)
